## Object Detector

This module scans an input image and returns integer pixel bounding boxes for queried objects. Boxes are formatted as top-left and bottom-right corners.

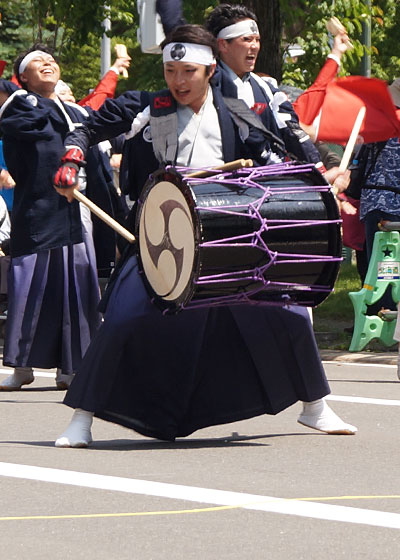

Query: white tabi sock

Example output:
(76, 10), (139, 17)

(55, 369), (74, 390)
(0, 367), (34, 391)
(55, 409), (94, 448)
(298, 398), (357, 435)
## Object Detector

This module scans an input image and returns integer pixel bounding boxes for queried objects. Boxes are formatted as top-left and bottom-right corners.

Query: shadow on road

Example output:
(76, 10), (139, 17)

(1, 432), (322, 451)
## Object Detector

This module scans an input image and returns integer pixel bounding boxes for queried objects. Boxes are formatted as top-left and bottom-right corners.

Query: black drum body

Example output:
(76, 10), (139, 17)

(136, 163), (342, 312)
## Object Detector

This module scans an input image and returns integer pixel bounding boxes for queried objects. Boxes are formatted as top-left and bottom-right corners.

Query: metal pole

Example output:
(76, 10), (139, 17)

(361, 0), (371, 77)
(101, 4), (111, 76)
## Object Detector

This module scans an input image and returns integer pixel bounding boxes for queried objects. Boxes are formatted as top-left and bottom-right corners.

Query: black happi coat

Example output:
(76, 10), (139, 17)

(64, 83), (275, 203)
(213, 64), (323, 166)
(0, 92), (84, 257)
(0, 91), (118, 262)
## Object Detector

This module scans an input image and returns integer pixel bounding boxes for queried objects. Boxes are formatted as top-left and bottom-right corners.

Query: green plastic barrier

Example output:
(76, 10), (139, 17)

(348, 230), (400, 351)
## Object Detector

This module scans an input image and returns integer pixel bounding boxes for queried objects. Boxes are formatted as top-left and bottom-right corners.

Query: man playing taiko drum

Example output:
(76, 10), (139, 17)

(53, 24), (356, 448)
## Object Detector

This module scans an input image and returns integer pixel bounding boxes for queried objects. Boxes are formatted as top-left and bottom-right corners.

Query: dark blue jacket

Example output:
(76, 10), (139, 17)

(156, 0), (185, 34)
(212, 64), (323, 166)
(0, 92), (84, 257)
(0, 91), (122, 260)
(64, 84), (276, 203)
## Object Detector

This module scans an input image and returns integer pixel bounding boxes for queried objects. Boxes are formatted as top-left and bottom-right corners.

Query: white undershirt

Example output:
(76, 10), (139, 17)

(220, 61), (255, 107)
(176, 87), (223, 168)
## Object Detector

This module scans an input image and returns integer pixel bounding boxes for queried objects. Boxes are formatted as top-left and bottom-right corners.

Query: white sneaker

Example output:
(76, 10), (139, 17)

(0, 367), (34, 391)
(298, 398), (357, 435)
(55, 369), (74, 390)
(55, 409), (94, 448)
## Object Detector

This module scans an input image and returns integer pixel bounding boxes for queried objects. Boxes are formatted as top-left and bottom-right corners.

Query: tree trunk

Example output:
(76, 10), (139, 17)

(240, 0), (282, 82)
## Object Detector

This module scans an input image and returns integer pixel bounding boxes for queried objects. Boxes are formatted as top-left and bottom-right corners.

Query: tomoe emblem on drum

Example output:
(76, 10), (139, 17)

(143, 199), (186, 287)
(140, 182), (196, 302)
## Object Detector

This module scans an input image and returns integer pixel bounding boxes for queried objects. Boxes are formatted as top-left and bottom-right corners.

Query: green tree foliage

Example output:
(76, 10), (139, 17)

(0, 0), (398, 95)
(0, 0), (36, 76)
(277, 0), (400, 86)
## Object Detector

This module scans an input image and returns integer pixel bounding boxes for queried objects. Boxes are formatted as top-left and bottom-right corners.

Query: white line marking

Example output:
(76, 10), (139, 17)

(0, 372), (398, 405)
(0, 462), (399, 529)
(323, 361), (396, 369)
(0, 363), (395, 379)
(326, 395), (400, 406)
(0, 368), (56, 379)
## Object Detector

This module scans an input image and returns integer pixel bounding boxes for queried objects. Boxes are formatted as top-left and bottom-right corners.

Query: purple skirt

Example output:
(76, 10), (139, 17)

(3, 239), (101, 374)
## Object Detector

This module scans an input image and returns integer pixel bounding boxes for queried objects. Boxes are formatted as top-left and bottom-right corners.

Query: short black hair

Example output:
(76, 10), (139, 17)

(14, 43), (58, 85)
(204, 4), (257, 38)
(160, 24), (218, 59)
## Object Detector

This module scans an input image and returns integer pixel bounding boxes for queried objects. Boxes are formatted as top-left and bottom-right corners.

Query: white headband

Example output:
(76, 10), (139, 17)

(217, 19), (259, 40)
(19, 50), (54, 74)
(162, 43), (215, 66)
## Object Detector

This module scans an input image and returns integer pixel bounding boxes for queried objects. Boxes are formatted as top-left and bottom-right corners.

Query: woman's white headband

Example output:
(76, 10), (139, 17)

(163, 43), (215, 66)
(217, 19), (259, 40)
(19, 50), (54, 74)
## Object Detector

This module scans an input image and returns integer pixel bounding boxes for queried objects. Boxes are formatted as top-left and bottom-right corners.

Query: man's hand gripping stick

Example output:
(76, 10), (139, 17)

(54, 147), (86, 188)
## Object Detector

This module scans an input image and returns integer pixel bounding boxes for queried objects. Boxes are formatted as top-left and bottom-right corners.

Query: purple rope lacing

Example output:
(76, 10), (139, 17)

(160, 163), (341, 309)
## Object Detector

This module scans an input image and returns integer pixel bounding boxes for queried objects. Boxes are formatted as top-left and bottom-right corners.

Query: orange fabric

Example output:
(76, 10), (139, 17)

(78, 70), (118, 110)
(10, 74), (20, 86)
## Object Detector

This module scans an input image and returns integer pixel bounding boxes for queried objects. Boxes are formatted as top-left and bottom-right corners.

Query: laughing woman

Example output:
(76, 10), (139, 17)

(54, 24), (356, 448)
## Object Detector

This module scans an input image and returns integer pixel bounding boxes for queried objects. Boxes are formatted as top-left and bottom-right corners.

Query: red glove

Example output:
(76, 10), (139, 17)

(54, 147), (86, 188)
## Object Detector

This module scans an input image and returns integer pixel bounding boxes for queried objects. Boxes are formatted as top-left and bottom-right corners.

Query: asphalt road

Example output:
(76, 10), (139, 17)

(0, 354), (399, 560)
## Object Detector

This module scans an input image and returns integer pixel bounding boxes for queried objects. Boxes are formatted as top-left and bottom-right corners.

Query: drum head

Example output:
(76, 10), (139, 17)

(138, 179), (196, 310)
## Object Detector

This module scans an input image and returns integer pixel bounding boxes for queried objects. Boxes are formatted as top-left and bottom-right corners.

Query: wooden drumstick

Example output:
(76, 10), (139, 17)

(339, 106), (366, 173)
(185, 158), (253, 178)
(73, 158), (253, 241)
(114, 44), (129, 78)
(326, 16), (353, 49)
(73, 190), (136, 243)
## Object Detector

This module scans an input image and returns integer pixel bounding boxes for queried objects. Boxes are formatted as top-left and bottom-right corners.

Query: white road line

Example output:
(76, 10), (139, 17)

(0, 371), (398, 405)
(0, 368), (56, 378)
(326, 394), (400, 406)
(0, 462), (399, 529)
(323, 361), (396, 369)
(0, 362), (396, 379)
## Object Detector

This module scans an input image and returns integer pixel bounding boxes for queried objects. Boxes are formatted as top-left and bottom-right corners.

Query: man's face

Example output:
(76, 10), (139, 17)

(19, 53), (60, 95)
(218, 28), (260, 78)
(57, 86), (76, 103)
(164, 61), (214, 113)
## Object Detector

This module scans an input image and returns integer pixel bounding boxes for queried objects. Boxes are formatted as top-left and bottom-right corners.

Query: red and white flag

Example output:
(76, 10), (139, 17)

(293, 61), (400, 144)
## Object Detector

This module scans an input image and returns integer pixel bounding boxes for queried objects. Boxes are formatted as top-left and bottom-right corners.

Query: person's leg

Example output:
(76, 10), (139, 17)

(272, 308), (357, 434)
(363, 209), (382, 260)
(55, 369), (74, 390)
(55, 408), (94, 448)
(356, 244), (368, 286)
(0, 366), (34, 390)
(298, 399), (357, 434)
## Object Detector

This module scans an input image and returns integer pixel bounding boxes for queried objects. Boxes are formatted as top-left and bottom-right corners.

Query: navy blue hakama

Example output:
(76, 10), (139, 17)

(3, 236), (101, 374)
(64, 254), (330, 441)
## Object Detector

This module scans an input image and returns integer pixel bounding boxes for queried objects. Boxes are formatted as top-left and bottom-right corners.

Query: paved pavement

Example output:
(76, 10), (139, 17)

(320, 348), (398, 366)
(0, 344), (399, 559)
